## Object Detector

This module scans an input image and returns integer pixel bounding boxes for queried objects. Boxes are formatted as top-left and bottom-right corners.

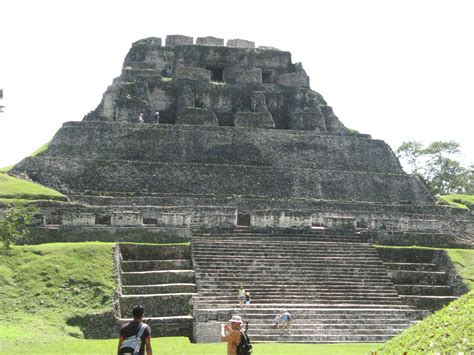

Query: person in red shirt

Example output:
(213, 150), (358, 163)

(117, 305), (153, 355)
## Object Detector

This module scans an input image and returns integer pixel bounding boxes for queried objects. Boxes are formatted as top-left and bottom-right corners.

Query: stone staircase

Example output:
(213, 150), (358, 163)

(191, 231), (423, 342)
(376, 248), (459, 311)
(117, 244), (197, 337)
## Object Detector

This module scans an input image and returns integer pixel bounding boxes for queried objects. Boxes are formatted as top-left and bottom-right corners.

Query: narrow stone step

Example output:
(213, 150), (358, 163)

(388, 270), (448, 285)
(400, 295), (458, 311)
(122, 283), (197, 294)
(120, 293), (196, 317)
(121, 259), (192, 272)
(395, 284), (453, 296)
(121, 270), (195, 285)
(383, 262), (437, 271)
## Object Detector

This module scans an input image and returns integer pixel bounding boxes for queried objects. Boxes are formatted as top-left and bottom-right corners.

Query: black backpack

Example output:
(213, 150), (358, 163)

(237, 322), (253, 355)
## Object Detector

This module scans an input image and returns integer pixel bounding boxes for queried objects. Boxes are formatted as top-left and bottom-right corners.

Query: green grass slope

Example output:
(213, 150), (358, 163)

(0, 171), (65, 202)
(439, 194), (474, 210)
(447, 249), (474, 290)
(380, 291), (474, 354)
(0, 242), (115, 353)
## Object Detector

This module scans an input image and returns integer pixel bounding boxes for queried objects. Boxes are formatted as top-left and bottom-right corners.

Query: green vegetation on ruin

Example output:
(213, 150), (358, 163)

(0, 242), (115, 353)
(31, 141), (50, 157)
(439, 194), (474, 210)
(380, 291), (473, 354)
(0, 171), (66, 202)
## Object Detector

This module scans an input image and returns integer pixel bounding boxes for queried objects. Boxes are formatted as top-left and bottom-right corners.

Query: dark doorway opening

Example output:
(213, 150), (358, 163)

(262, 71), (272, 83)
(207, 66), (224, 82)
(95, 215), (111, 225)
(143, 218), (158, 225)
(237, 212), (251, 226)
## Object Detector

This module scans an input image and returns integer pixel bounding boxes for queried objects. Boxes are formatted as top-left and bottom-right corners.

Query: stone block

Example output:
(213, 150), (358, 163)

(223, 67), (262, 84)
(277, 211), (312, 228)
(276, 72), (310, 88)
(234, 111), (275, 129)
(122, 68), (162, 80)
(289, 109), (327, 132)
(111, 212), (143, 226)
(193, 321), (222, 343)
(176, 108), (218, 126)
(196, 36), (224, 46)
(174, 67), (211, 81)
(166, 35), (193, 47)
(132, 37), (162, 47)
(226, 39), (255, 48)
(63, 212), (96, 226)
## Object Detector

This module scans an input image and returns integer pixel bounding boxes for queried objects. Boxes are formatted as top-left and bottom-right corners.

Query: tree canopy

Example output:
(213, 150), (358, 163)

(397, 140), (473, 195)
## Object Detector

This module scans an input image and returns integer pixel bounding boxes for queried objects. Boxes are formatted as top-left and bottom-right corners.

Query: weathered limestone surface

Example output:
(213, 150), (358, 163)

(176, 108), (218, 125)
(196, 36), (224, 46)
(166, 34), (193, 47)
(226, 39), (255, 48)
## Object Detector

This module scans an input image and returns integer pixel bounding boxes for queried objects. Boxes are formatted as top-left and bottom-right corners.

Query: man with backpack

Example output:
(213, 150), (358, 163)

(117, 305), (153, 355)
(221, 315), (252, 355)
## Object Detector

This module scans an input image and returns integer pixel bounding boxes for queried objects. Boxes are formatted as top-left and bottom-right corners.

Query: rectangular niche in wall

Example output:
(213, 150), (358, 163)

(206, 66), (224, 82)
(95, 215), (111, 225)
(237, 212), (251, 227)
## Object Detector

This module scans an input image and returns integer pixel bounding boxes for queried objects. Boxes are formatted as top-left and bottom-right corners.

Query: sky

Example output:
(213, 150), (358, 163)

(0, 0), (473, 168)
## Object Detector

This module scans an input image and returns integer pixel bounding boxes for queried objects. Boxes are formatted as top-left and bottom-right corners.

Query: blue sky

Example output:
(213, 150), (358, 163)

(0, 0), (472, 168)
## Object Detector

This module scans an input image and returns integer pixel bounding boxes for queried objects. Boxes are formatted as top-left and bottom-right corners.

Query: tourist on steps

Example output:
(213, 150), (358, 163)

(117, 305), (153, 355)
(238, 286), (246, 308)
(273, 310), (293, 334)
(221, 315), (242, 355)
(153, 110), (160, 124)
(245, 291), (251, 308)
(138, 113), (144, 124)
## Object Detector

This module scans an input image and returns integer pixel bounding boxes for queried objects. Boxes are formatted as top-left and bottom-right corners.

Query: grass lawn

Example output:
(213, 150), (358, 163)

(439, 194), (474, 210)
(0, 171), (65, 202)
(1, 337), (380, 354)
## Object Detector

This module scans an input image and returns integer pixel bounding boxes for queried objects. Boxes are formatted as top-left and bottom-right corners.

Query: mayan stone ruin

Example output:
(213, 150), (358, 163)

(8, 34), (473, 342)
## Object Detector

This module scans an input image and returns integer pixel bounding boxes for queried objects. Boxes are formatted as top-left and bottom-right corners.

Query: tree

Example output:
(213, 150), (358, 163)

(396, 140), (472, 195)
(0, 205), (38, 250)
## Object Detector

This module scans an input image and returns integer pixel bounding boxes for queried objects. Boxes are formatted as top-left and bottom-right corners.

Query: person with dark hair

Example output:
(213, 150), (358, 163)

(117, 305), (153, 355)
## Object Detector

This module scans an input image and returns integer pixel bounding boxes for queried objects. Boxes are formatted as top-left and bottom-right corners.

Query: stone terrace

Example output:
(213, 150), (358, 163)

(191, 231), (423, 342)
(117, 244), (196, 337)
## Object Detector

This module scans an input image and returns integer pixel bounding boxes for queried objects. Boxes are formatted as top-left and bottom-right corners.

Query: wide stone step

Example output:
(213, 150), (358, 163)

(388, 270), (448, 285)
(194, 255), (383, 261)
(249, 327), (406, 336)
(194, 262), (386, 269)
(248, 334), (397, 342)
(192, 244), (375, 251)
(121, 259), (192, 272)
(122, 283), (197, 294)
(395, 284), (453, 296)
(195, 303), (411, 310)
(196, 271), (391, 277)
(383, 262), (437, 271)
(119, 316), (193, 337)
(249, 322), (412, 329)
(196, 276), (394, 282)
(194, 289), (398, 299)
(121, 270), (195, 285)
(120, 293), (196, 317)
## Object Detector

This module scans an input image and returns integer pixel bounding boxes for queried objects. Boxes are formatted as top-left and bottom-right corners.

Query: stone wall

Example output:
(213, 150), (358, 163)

(13, 155), (432, 203)
(34, 122), (402, 173)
